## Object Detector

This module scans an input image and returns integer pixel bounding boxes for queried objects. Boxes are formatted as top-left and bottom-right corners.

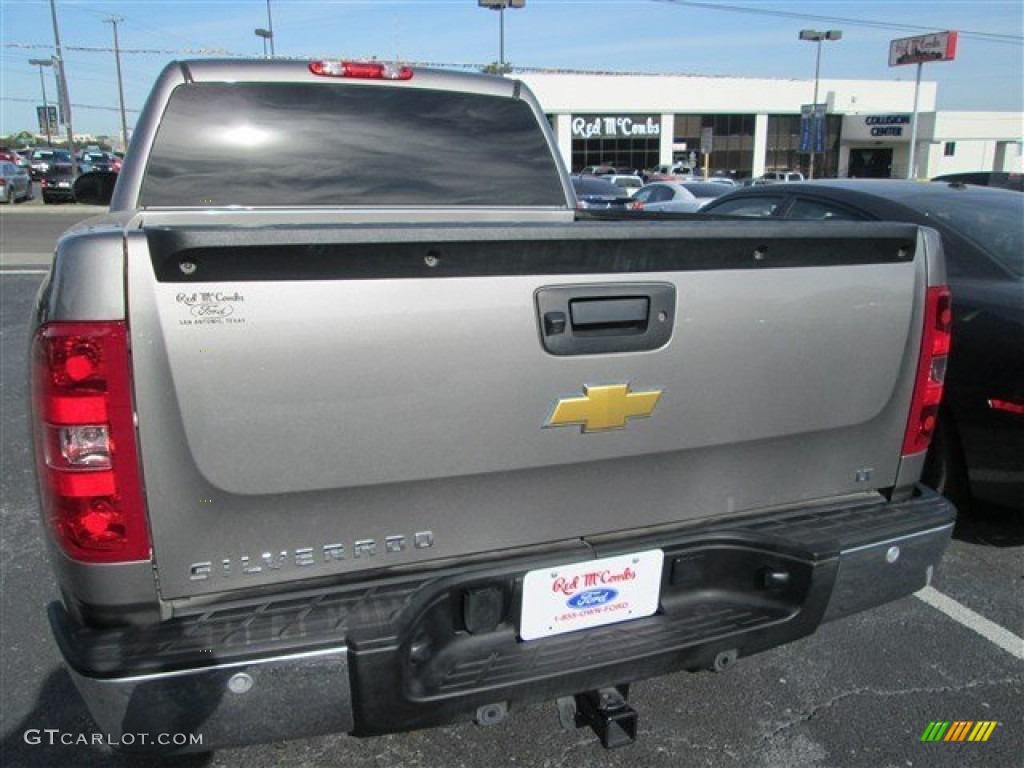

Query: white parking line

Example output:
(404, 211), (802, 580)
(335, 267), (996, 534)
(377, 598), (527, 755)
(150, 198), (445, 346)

(916, 586), (1024, 661)
(0, 269), (48, 275)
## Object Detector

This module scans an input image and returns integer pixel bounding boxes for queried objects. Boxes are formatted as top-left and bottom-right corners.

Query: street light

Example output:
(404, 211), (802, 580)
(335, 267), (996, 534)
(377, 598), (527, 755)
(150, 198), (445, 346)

(478, 0), (525, 70)
(798, 28), (842, 180)
(29, 58), (54, 146)
(265, 0), (276, 58)
(254, 28), (272, 59)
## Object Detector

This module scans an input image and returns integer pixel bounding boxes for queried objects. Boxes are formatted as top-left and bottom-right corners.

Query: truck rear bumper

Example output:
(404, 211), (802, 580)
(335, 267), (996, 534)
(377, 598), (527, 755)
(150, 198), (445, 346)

(50, 486), (954, 753)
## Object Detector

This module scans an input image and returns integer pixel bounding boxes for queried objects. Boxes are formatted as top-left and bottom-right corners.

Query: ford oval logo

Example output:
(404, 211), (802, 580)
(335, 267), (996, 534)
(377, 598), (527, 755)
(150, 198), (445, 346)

(190, 303), (233, 318)
(567, 588), (619, 610)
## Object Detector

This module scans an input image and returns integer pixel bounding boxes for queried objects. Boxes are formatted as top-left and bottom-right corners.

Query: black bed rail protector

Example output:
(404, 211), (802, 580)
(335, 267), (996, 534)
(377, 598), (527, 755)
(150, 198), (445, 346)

(144, 220), (918, 282)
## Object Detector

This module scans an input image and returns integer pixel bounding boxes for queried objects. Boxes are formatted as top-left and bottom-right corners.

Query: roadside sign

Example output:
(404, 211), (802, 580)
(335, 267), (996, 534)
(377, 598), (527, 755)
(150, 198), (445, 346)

(799, 104), (827, 154)
(889, 31), (958, 67)
(36, 106), (58, 136)
(889, 31), (958, 179)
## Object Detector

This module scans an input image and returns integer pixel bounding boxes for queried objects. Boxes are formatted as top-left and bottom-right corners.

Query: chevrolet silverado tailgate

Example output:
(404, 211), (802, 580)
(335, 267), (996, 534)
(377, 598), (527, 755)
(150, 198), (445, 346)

(125, 217), (930, 599)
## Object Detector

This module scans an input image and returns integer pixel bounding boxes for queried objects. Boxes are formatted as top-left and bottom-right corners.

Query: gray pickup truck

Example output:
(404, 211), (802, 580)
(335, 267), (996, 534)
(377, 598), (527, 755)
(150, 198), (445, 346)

(30, 59), (956, 753)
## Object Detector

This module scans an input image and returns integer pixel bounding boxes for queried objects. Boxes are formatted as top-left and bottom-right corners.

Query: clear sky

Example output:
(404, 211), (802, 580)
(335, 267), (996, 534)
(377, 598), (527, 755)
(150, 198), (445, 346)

(1, 0), (1021, 138)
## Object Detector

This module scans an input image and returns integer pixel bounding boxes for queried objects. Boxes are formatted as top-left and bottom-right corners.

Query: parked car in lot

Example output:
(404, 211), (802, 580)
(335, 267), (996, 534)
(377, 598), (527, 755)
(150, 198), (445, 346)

(578, 164), (616, 177)
(743, 170), (806, 186)
(40, 164), (77, 203)
(707, 176), (738, 187)
(30, 149), (72, 180)
(645, 162), (697, 182)
(0, 161), (33, 203)
(0, 149), (23, 166)
(604, 173), (644, 197)
(672, 180), (733, 207)
(79, 151), (117, 173)
(570, 175), (634, 209)
(703, 179), (1024, 510)
(629, 181), (701, 212)
(930, 171), (1023, 192)
(13, 148), (35, 169)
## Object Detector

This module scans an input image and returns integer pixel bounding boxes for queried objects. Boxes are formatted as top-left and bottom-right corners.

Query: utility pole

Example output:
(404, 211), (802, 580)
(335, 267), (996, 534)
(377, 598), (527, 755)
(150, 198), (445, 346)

(105, 17), (129, 152)
(48, 0), (76, 174)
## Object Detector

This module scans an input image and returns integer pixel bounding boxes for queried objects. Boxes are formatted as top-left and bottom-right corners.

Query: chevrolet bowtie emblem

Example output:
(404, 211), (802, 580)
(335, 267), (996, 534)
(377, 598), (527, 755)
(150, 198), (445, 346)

(546, 384), (663, 433)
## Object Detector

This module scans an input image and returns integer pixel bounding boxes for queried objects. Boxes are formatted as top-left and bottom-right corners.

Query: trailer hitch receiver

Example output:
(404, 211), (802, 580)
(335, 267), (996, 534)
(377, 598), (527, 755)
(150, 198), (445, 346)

(560, 686), (637, 748)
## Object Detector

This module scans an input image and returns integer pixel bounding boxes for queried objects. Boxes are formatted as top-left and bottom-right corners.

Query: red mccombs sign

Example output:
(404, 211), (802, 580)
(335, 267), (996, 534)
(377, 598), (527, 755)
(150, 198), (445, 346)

(889, 31), (959, 67)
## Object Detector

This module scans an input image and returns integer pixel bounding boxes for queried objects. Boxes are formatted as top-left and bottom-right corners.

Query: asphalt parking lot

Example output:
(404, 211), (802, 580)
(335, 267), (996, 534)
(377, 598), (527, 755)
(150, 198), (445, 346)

(0, 204), (1021, 768)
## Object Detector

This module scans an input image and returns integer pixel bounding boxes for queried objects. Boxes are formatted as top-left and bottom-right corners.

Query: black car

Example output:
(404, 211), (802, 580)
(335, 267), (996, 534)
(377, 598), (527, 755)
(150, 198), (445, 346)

(931, 171), (1023, 192)
(570, 176), (634, 210)
(703, 180), (1023, 511)
(30, 149), (72, 180)
(40, 164), (77, 203)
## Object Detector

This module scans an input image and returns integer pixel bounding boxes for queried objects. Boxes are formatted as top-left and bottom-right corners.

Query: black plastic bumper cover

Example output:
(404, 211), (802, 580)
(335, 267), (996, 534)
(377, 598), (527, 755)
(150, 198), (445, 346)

(50, 486), (954, 751)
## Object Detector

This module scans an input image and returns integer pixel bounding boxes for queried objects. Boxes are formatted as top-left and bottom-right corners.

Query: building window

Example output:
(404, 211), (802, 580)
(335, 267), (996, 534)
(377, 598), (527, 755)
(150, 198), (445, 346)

(673, 114), (755, 179)
(944, 142), (957, 157)
(571, 137), (659, 174)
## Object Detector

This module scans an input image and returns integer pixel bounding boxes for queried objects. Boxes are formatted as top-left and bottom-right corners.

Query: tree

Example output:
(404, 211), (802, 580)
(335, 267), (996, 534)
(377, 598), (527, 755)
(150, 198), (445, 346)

(481, 61), (512, 75)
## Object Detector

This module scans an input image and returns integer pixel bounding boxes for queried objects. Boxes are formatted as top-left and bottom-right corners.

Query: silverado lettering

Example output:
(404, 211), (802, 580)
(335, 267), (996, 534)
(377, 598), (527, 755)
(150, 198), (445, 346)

(30, 58), (955, 755)
(189, 531), (436, 580)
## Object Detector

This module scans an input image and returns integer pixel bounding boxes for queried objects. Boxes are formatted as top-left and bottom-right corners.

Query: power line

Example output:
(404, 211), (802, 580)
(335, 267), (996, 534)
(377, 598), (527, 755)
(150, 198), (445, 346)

(1, 96), (140, 114)
(3, 42), (243, 56)
(650, 0), (1023, 44)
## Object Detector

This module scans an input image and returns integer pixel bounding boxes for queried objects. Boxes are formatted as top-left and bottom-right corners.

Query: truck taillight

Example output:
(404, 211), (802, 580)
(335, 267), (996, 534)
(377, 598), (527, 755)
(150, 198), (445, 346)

(31, 322), (150, 563)
(309, 60), (413, 81)
(902, 286), (952, 456)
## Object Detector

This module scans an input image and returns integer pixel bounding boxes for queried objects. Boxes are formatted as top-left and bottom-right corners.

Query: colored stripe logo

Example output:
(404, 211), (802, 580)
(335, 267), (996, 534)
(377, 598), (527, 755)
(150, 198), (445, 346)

(920, 721), (998, 742)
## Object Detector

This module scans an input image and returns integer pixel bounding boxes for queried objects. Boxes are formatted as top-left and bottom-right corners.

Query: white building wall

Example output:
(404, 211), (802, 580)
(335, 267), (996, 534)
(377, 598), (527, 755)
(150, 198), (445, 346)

(659, 113), (674, 165)
(552, 113), (573, 168)
(916, 112), (1024, 177)
(752, 114), (769, 178)
(517, 73), (936, 116)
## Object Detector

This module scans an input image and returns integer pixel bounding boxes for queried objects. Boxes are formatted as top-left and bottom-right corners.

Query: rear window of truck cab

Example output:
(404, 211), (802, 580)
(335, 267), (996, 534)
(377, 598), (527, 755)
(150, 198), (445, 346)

(139, 82), (567, 208)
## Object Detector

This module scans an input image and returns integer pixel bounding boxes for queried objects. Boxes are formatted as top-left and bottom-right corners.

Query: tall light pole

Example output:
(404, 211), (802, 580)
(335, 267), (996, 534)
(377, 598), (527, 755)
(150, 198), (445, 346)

(254, 28), (272, 59)
(798, 28), (842, 180)
(265, 0), (276, 58)
(478, 0), (525, 70)
(29, 58), (54, 146)
(104, 17), (129, 151)
(48, 0), (76, 173)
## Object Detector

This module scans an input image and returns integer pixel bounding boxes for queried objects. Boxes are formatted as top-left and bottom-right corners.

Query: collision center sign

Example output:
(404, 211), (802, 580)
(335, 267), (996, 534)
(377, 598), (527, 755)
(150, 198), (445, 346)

(889, 31), (958, 67)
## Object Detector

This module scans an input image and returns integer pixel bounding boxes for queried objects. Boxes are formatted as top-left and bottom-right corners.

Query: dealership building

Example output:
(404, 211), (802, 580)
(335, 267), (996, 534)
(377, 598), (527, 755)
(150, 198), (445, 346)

(517, 71), (1023, 179)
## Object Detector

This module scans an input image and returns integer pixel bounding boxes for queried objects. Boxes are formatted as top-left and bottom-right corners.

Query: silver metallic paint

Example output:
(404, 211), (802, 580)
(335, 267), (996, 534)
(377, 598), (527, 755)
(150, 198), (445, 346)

(121, 222), (931, 599)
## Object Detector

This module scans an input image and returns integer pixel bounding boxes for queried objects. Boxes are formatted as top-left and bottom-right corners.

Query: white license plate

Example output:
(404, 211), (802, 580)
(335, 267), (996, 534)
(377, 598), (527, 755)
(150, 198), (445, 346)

(520, 550), (664, 641)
